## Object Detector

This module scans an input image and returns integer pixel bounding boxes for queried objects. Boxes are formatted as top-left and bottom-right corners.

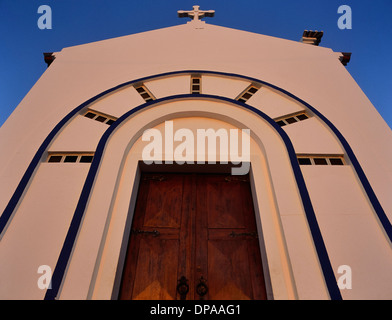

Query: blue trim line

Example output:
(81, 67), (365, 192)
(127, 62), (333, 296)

(2, 70), (389, 300)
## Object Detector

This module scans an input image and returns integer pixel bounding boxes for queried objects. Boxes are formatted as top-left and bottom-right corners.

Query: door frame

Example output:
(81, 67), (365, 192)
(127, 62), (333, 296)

(112, 162), (274, 300)
(73, 103), (309, 300)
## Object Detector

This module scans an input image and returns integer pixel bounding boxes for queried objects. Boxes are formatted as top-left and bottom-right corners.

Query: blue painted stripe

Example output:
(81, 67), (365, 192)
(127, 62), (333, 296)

(2, 70), (389, 300)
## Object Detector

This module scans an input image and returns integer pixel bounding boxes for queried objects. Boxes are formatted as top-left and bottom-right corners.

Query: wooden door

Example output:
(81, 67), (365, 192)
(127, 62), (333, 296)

(118, 172), (267, 300)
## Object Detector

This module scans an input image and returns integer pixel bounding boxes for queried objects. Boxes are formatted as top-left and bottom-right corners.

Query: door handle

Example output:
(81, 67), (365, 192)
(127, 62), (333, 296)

(177, 276), (189, 300)
(196, 276), (208, 299)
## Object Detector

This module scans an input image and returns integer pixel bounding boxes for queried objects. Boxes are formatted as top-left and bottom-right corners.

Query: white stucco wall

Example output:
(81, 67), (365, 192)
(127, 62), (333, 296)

(0, 164), (90, 299)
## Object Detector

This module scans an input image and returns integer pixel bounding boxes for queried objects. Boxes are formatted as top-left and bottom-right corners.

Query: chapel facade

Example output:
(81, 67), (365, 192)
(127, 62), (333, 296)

(0, 6), (392, 300)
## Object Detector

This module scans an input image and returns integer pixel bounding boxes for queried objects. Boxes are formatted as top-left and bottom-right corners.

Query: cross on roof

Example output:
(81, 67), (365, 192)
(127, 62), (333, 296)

(178, 5), (215, 22)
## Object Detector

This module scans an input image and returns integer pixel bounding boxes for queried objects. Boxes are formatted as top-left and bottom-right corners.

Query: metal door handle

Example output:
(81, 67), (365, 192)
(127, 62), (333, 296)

(177, 276), (189, 300)
(196, 276), (208, 298)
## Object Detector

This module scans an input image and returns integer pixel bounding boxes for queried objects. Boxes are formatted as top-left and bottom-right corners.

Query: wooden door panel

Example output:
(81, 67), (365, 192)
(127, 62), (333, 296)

(132, 238), (179, 300)
(205, 176), (246, 229)
(144, 175), (184, 228)
(119, 172), (267, 300)
(247, 238), (268, 300)
(197, 174), (267, 300)
(119, 174), (183, 300)
(208, 239), (253, 300)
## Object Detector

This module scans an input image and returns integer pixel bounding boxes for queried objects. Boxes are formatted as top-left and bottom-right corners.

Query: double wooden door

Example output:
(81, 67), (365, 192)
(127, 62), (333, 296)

(119, 172), (267, 300)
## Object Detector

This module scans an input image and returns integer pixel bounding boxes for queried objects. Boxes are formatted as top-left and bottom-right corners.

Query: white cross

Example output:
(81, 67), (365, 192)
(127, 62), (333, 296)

(178, 5), (215, 22)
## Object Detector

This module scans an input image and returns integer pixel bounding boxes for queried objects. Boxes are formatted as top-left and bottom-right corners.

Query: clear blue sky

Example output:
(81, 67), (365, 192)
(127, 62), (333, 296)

(1, 0), (391, 128)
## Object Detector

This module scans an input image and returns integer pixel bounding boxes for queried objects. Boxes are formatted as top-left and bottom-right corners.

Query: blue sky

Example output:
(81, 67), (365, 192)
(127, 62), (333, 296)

(0, 0), (391, 128)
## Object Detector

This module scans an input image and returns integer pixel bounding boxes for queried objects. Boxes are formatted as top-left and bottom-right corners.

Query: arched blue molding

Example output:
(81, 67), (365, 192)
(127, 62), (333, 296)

(2, 70), (390, 300)
(43, 94), (342, 300)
